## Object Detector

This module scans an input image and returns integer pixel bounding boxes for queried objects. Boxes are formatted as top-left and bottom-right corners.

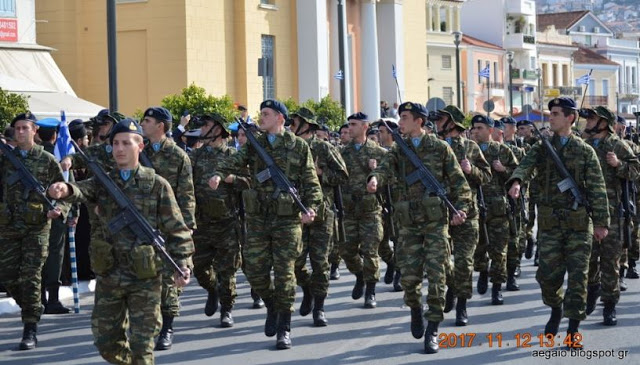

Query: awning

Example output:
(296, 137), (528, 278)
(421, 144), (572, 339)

(23, 91), (103, 120)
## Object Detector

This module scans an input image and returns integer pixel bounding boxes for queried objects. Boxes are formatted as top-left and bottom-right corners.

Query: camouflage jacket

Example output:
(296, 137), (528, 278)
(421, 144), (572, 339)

(478, 141), (519, 198)
(369, 133), (471, 214)
(65, 165), (194, 269)
(445, 136), (491, 218)
(41, 141), (80, 219)
(306, 135), (349, 205)
(69, 142), (116, 174)
(585, 133), (640, 211)
(143, 137), (197, 229)
(190, 143), (250, 222)
(340, 139), (387, 213)
(214, 130), (323, 217)
(0, 144), (70, 228)
(508, 134), (610, 228)
(505, 140), (526, 161)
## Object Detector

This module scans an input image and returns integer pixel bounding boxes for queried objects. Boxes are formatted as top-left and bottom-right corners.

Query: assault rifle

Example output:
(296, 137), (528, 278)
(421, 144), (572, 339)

(334, 185), (346, 243)
(620, 179), (636, 250)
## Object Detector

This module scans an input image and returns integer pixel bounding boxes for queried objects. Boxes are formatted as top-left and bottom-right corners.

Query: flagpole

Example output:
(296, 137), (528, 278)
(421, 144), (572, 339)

(576, 69), (593, 126)
(393, 64), (402, 104)
(487, 77), (491, 118)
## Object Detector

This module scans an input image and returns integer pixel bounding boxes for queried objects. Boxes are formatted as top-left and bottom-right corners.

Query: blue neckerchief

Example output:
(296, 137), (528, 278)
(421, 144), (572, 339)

(120, 170), (132, 181)
(591, 138), (600, 147)
(480, 143), (488, 152)
(267, 134), (276, 146)
(152, 142), (161, 152)
(560, 136), (570, 147)
(19, 150), (28, 158)
(411, 137), (421, 148)
(354, 143), (362, 151)
(445, 137), (453, 146)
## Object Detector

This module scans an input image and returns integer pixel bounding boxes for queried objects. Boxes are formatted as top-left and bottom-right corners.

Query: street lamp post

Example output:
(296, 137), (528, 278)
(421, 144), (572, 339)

(507, 51), (514, 116)
(453, 31), (463, 109)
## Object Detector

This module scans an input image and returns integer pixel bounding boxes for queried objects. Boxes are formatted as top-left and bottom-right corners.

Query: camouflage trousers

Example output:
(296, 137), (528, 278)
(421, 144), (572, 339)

(42, 217), (67, 289)
(328, 235), (341, 266)
(341, 213), (383, 283)
(507, 215), (527, 272)
(588, 218), (622, 305)
(447, 217), (479, 299)
(378, 218), (395, 266)
(474, 212), (510, 284)
(295, 209), (334, 297)
(398, 222), (450, 322)
(537, 221), (592, 320)
(92, 270), (162, 365)
(0, 225), (49, 323)
(620, 218), (639, 269)
(193, 217), (241, 309)
(244, 215), (302, 313)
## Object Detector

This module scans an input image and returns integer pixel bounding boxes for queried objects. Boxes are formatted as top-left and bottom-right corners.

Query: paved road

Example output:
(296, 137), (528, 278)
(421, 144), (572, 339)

(1, 260), (638, 364)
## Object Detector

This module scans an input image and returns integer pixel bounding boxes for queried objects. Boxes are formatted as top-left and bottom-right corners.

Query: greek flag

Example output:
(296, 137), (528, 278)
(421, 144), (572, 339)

(54, 110), (75, 162)
(479, 65), (490, 79)
(392, 64), (397, 80)
(334, 70), (344, 80)
(577, 72), (591, 85)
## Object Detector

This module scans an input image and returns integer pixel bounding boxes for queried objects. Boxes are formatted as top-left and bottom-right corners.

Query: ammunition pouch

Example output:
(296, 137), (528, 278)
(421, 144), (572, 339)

(24, 202), (46, 225)
(487, 196), (508, 219)
(422, 195), (446, 222)
(200, 197), (229, 220)
(276, 193), (296, 217)
(89, 239), (114, 276)
(0, 202), (11, 226)
(395, 201), (412, 226)
(538, 206), (589, 231)
(242, 189), (260, 215)
(131, 244), (159, 279)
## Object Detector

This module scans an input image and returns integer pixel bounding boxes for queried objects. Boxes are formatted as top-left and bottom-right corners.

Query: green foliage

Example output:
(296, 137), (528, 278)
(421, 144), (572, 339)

(283, 95), (345, 130)
(462, 113), (474, 128)
(161, 83), (238, 125)
(0, 88), (29, 130)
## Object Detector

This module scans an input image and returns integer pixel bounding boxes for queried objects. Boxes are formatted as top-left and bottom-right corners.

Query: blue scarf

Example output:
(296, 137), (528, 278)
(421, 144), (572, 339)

(267, 134), (277, 146)
(152, 142), (162, 152)
(560, 136), (570, 147)
(354, 143), (362, 151)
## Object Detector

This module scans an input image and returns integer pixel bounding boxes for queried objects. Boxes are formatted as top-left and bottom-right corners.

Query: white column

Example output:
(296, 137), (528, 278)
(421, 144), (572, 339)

(377, 0), (404, 106)
(426, 3), (432, 32)
(330, 0), (341, 99)
(297, 0), (329, 102)
(360, 0), (381, 119)
(447, 5), (453, 33)
(434, 5), (441, 32)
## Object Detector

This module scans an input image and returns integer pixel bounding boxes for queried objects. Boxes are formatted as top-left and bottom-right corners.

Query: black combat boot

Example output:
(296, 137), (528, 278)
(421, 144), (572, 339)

(514, 264), (521, 278)
(276, 312), (292, 350)
(263, 298), (278, 337)
(364, 282), (377, 308)
(424, 321), (440, 354)
(312, 295), (328, 327)
(410, 306), (424, 339)
(352, 273), (365, 300)
(534, 246), (539, 266)
(619, 268), (627, 292)
(525, 237), (535, 259)
(18, 323), (37, 350)
(204, 285), (219, 317)
(626, 260), (639, 279)
(444, 287), (456, 313)
(603, 302), (617, 326)
(393, 270), (403, 292)
(544, 307), (563, 336)
(506, 268), (520, 291)
(586, 283), (600, 315)
(299, 285), (314, 316)
(330, 263), (340, 280)
(250, 289), (264, 309)
(154, 315), (174, 351)
(384, 262), (395, 284)
(455, 297), (468, 326)
(566, 318), (582, 349)
(477, 270), (488, 295)
(220, 306), (234, 328)
(491, 283), (504, 305)
(44, 286), (71, 314)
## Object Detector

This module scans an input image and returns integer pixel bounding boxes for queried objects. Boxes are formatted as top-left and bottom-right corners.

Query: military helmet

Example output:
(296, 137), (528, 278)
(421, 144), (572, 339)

(437, 105), (466, 130)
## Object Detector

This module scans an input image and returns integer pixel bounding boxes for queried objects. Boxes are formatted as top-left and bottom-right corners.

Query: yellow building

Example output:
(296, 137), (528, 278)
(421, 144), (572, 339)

(36, 0), (430, 119)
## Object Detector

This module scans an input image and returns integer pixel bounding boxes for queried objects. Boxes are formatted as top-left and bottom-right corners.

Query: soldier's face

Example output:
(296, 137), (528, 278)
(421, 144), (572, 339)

(112, 133), (144, 167)
(435, 115), (449, 131)
(259, 108), (283, 133)
(517, 125), (532, 138)
(471, 123), (491, 142)
(13, 120), (37, 146)
(141, 116), (163, 138)
(348, 120), (366, 139)
(504, 124), (516, 137)
(340, 128), (350, 144)
(399, 111), (420, 135)
(379, 127), (393, 144)
(584, 114), (603, 133)
(98, 122), (114, 141)
(549, 106), (574, 133)
(491, 127), (503, 141)
(237, 129), (247, 146)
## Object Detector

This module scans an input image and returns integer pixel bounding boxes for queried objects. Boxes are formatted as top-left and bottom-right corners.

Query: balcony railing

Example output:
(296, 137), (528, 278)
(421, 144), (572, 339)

(523, 35), (535, 44)
(582, 96), (608, 106)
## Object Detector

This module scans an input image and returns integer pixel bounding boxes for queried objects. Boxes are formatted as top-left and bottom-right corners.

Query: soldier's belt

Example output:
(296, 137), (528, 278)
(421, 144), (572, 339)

(538, 206), (589, 230)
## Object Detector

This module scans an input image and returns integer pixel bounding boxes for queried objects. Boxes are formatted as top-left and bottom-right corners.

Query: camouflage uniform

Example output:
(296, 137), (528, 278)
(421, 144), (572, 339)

(340, 139), (387, 284)
(63, 165), (194, 365)
(473, 141), (518, 286)
(445, 136), (491, 299)
(508, 134), (609, 320)
(585, 134), (639, 306)
(619, 139), (640, 274)
(143, 137), (196, 318)
(370, 133), (471, 322)
(0, 145), (69, 324)
(215, 130), (322, 313)
(503, 141), (527, 276)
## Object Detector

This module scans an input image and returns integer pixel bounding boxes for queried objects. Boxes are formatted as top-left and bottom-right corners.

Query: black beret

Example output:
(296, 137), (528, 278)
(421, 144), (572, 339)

(493, 119), (505, 130)
(69, 119), (88, 140)
(548, 97), (577, 110)
(373, 119), (398, 130)
(260, 99), (288, 119)
(367, 127), (380, 135)
(398, 102), (428, 117)
(516, 120), (533, 127)
(617, 115), (627, 125)
(143, 107), (172, 122)
(109, 118), (143, 144)
(339, 123), (349, 132)
(347, 112), (369, 122)
(471, 114), (494, 127)
(501, 116), (517, 125)
(11, 111), (37, 127)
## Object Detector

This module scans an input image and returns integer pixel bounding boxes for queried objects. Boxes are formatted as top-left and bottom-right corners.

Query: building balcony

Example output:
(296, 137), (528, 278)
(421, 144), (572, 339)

(582, 95), (609, 107)
(620, 84), (639, 95)
(506, 0), (536, 16)
(504, 33), (536, 50)
(595, 38), (639, 50)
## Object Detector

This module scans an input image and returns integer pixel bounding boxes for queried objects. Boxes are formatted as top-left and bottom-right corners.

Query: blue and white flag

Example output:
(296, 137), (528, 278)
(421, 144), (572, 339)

(54, 110), (75, 162)
(577, 72), (591, 85)
(334, 70), (344, 80)
(479, 65), (490, 79)
(392, 64), (398, 80)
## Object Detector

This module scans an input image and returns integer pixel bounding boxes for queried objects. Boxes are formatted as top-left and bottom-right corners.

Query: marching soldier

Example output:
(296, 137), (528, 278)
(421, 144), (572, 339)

(434, 105), (491, 326)
(367, 101), (471, 354)
(470, 115), (518, 305)
(508, 97), (610, 344)
(140, 107), (197, 350)
(581, 106), (639, 326)
(340, 112), (387, 309)
(289, 108), (349, 326)
(48, 118), (194, 365)
(0, 112), (70, 350)
(208, 99), (322, 350)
